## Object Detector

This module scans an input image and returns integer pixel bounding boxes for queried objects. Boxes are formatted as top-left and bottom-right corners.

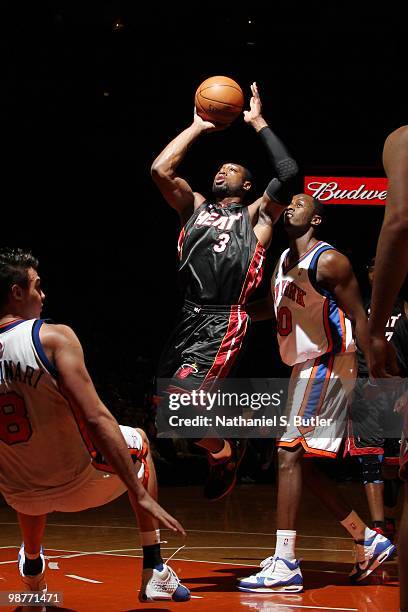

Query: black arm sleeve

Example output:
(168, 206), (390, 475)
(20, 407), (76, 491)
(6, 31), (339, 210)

(258, 126), (299, 182)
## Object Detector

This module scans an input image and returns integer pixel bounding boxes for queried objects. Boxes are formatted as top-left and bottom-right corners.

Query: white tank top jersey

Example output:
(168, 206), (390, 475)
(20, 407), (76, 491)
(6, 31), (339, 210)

(0, 318), (92, 498)
(273, 241), (356, 366)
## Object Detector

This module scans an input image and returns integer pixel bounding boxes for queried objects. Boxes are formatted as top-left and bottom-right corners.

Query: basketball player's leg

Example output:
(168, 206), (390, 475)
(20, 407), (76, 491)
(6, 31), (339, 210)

(276, 445), (304, 530)
(17, 513), (46, 555)
(238, 442), (304, 593)
(361, 456), (385, 526)
(399, 482), (408, 612)
(239, 354), (395, 593)
(399, 421), (408, 612)
(382, 452), (400, 542)
(347, 377), (389, 532)
(121, 427), (190, 602)
(238, 362), (316, 593)
(157, 304), (250, 500)
(156, 305), (221, 456)
(16, 513), (47, 591)
(301, 459), (368, 533)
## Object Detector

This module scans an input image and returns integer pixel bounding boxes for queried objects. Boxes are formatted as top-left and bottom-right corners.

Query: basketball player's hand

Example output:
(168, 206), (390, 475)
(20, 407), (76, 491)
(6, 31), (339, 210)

(243, 82), (263, 125)
(193, 107), (230, 133)
(394, 390), (408, 415)
(136, 489), (186, 536)
(369, 334), (400, 378)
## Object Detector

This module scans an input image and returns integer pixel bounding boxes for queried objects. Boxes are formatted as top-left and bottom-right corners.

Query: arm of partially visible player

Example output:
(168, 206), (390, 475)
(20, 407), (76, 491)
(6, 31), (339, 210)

(317, 251), (371, 365)
(369, 126), (408, 377)
(246, 292), (275, 322)
(245, 83), (298, 237)
(151, 110), (225, 224)
(40, 323), (185, 534)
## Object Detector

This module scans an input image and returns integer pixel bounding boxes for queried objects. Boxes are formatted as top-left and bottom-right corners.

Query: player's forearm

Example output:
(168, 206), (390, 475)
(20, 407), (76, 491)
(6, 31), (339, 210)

(86, 411), (143, 495)
(354, 313), (370, 365)
(151, 124), (203, 177)
(256, 125), (299, 183)
(370, 221), (408, 336)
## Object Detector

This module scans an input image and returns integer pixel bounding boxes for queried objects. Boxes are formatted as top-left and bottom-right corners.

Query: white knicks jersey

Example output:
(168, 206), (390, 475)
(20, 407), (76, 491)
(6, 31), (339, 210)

(273, 241), (356, 366)
(0, 318), (92, 499)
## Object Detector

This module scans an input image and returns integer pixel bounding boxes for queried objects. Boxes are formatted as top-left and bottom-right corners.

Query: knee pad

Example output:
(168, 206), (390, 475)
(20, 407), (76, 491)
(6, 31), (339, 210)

(358, 454), (383, 485)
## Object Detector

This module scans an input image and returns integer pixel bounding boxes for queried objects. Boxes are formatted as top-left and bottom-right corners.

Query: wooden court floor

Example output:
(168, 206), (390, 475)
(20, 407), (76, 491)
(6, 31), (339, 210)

(0, 482), (401, 611)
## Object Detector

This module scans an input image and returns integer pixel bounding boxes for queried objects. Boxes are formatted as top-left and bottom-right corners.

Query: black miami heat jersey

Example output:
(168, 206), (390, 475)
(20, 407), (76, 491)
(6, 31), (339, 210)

(177, 201), (265, 305)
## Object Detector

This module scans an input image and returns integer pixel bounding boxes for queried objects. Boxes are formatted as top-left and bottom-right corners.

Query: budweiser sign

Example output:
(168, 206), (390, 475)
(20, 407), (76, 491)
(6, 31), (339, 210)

(304, 177), (388, 206)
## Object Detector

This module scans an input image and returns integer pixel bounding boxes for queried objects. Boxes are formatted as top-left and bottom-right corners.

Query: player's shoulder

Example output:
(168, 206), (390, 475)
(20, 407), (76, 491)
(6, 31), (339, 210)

(39, 322), (80, 347)
(384, 125), (408, 157)
(193, 192), (206, 209)
(387, 125), (408, 144)
(317, 248), (352, 277)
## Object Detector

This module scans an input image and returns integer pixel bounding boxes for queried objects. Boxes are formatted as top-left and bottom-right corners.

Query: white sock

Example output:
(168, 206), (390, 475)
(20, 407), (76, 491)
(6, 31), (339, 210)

(140, 529), (161, 547)
(275, 530), (296, 560)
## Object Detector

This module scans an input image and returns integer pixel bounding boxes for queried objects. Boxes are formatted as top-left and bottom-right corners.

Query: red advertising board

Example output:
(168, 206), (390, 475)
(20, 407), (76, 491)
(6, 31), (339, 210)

(304, 177), (388, 206)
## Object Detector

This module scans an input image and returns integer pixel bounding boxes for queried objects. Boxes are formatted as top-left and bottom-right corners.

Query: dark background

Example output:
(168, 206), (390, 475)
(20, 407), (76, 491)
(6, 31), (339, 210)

(2, 3), (406, 434)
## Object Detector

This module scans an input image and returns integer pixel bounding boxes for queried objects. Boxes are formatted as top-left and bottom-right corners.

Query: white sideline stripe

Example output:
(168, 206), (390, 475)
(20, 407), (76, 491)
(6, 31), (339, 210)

(66, 574), (102, 584)
(0, 545), (354, 567)
(0, 551), (357, 575)
(0, 549), (355, 574)
(0, 547), (259, 568)
(264, 606), (357, 611)
(0, 523), (352, 540)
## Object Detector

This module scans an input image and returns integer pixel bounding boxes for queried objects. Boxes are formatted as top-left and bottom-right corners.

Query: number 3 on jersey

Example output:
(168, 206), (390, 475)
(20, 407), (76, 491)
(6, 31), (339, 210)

(213, 233), (230, 253)
(277, 306), (293, 336)
(0, 392), (32, 445)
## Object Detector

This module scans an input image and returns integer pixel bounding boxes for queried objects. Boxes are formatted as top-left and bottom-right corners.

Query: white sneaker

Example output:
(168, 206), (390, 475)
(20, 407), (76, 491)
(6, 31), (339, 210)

(238, 555), (303, 593)
(18, 544), (47, 592)
(349, 533), (396, 583)
(139, 563), (190, 602)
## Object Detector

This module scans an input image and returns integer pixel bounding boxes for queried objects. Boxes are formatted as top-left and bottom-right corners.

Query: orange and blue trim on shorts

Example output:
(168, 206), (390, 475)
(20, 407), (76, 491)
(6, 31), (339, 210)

(277, 352), (336, 458)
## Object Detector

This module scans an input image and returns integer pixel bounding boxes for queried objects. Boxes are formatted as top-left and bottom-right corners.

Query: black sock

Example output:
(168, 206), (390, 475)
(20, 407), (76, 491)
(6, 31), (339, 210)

(142, 543), (163, 570)
(23, 555), (43, 576)
(373, 520), (385, 531)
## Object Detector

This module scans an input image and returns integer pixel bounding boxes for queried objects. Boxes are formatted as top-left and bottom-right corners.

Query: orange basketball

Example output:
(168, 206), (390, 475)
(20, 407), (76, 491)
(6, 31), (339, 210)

(195, 76), (244, 125)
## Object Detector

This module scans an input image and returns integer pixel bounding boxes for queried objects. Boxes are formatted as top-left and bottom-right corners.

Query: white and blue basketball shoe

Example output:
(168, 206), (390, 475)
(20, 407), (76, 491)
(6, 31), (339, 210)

(349, 532), (396, 583)
(238, 555), (303, 593)
(139, 562), (190, 602)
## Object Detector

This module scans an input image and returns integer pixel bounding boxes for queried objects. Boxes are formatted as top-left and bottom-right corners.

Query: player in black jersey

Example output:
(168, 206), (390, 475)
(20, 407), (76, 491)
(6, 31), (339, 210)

(152, 82), (298, 500)
(346, 256), (404, 542)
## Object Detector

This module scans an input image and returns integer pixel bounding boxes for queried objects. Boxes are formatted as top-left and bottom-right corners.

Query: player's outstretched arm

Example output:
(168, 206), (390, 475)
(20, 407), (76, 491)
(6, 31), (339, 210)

(151, 110), (225, 224)
(245, 82), (299, 228)
(369, 126), (408, 377)
(317, 251), (372, 366)
(40, 323), (185, 535)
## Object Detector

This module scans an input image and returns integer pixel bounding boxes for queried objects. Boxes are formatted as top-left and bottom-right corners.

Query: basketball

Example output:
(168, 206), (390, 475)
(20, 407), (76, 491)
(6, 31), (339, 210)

(195, 76), (244, 125)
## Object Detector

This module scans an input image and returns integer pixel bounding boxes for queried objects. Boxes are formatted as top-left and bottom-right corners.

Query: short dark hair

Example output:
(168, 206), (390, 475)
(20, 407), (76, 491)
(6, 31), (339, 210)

(312, 197), (325, 220)
(0, 248), (39, 310)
